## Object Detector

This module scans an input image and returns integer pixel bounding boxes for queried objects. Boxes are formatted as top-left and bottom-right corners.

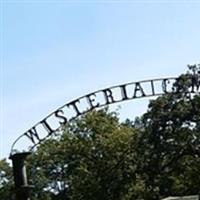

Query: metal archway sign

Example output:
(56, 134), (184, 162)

(9, 77), (183, 153)
(9, 73), (200, 200)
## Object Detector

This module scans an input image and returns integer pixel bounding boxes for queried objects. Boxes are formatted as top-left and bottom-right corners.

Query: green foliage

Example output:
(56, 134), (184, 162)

(0, 159), (13, 200)
(27, 91), (199, 199)
(134, 65), (200, 198)
(27, 109), (139, 200)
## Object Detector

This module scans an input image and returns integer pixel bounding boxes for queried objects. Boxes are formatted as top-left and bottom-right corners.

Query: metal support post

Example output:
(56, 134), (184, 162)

(10, 152), (33, 200)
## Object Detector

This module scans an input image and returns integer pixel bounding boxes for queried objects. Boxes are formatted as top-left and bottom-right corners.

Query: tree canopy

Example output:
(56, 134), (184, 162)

(1, 65), (200, 200)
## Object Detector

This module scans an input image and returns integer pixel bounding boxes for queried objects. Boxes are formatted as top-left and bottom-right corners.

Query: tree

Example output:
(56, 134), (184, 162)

(134, 65), (200, 199)
(0, 159), (13, 200)
(27, 108), (140, 200)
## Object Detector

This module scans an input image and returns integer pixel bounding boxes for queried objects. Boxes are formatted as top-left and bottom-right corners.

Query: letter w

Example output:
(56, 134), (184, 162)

(25, 127), (41, 144)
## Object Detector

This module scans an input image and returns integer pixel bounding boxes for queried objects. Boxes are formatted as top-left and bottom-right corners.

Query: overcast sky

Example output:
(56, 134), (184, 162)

(1, 1), (200, 159)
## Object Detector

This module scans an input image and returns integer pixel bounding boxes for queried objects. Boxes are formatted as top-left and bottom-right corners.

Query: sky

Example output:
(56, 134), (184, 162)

(1, 0), (200, 159)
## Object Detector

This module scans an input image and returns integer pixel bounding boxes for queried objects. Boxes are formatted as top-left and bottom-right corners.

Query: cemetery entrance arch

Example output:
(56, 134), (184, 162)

(10, 75), (200, 200)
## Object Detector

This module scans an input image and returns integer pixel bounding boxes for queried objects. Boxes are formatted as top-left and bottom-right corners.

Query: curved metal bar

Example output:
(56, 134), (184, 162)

(10, 76), (199, 155)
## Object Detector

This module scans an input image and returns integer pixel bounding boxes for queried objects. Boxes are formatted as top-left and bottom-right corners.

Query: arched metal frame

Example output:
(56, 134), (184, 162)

(10, 76), (200, 155)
